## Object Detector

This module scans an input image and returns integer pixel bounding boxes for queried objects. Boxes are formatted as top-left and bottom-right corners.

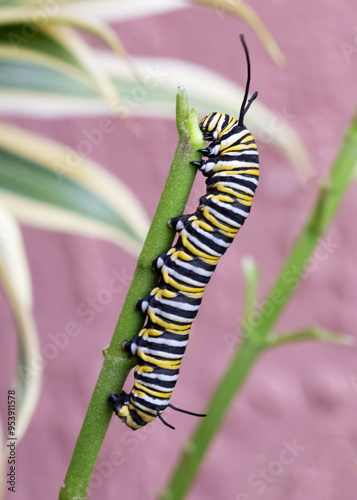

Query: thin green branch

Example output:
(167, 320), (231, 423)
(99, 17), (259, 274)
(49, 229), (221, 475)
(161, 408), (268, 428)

(161, 110), (357, 500)
(59, 87), (205, 500)
(253, 111), (357, 338)
(241, 256), (260, 339)
(160, 339), (261, 500)
(264, 328), (354, 349)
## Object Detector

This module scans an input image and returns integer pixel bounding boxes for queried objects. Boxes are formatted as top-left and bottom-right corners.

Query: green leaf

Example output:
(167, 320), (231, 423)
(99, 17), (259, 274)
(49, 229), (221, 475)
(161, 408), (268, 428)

(0, 122), (149, 255)
(0, 6), (128, 59)
(0, 24), (80, 67)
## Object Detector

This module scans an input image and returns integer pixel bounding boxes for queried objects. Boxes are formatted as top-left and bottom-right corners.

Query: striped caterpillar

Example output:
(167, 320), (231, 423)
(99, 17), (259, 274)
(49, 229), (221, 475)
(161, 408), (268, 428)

(109, 35), (259, 430)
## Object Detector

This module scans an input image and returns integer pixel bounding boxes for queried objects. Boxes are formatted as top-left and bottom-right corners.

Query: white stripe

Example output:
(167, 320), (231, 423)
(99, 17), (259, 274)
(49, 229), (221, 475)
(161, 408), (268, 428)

(212, 198), (249, 218)
(220, 130), (248, 146)
(141, 372), (179, 382)
(135, 394), (170, 406)
(234, 150), (258, 155)
(138, 347), (183, 359)
(213, 173), (259, 186)
(137, 380), (172, 391)
(193, 224), (231, 248)
(155, 296), (201, 311)
(210, 160), (258, 169)
(205, 206), (242, 228)
(145, 335), (189, 347)
(133, 400), (167, 414)
(221, 150), (258, 157)
(214, 181), (255, 196)
(171, 257), (214, 277)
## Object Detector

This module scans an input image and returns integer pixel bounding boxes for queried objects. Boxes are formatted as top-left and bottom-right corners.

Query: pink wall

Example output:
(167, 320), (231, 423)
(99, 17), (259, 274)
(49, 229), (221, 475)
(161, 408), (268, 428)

(1, 1), (357, 499)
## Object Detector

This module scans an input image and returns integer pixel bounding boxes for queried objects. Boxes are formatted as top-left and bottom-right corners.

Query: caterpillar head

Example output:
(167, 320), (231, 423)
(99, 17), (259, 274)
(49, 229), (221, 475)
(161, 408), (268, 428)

(200, 112), (239, 140)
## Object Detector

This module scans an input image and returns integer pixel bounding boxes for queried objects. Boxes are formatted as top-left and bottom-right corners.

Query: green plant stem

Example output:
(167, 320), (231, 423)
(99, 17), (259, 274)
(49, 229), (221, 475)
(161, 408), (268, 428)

(160, 339), (261, 500)
(252, 111), (357, 339)
(162, 110), (357, 500)
(241, 256), (260, 336)
(59, 87), (205, 500)
(265, 328), (354, 349)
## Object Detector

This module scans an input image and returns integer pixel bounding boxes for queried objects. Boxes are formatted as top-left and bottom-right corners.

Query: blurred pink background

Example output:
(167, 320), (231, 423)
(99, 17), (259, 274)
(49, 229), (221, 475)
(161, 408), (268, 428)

(1, 1), (357, 499)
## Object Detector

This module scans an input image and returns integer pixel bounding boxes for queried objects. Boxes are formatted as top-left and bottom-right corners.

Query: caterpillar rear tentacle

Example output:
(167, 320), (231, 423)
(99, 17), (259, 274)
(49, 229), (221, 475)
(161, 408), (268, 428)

(109, 34), (259, 431)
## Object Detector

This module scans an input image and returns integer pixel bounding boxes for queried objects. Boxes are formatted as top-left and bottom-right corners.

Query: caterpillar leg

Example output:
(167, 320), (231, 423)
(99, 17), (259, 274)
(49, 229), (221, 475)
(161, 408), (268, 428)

(135, 296), (149, 312)
(136, 287), (160, 312)
(190, 160), (202, 169)
(169, 214), (191, 231)
(190, 160), (211, 176)
(152, 252), (167, 270)
(108, 391), (128, 413)
(122, 336), (140, 356)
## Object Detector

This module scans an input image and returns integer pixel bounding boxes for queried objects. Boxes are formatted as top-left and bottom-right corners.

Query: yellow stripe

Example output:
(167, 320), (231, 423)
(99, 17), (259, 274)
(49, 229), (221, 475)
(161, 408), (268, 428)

(136, 365), (154, 374)
(140, 328), (163, 338)
(241, 134), (254, 143)
(156, 288), (177, 299)
(134, 381), (173, 399)
(193, 219), (214, 232)
(216, 194), (235, 203)
(221, 120), (236, 136)
(148, 308), (192, 331)
(180, 232), (220, 263)
(137, 352), (182, 369)
(132, 412), (155, 424)
(172, 250), (193, 261)
(219, 183), (254, 197)
(181, 290), (205, 298)
(141, 322), (191, 337)
(215, 185), (253, 203)
(202, 207), (239, 236)
(212, 179), (255, 196)
(238, 168), (259, 175)
(117, 405), (129, 418)
(129, 402), (157, 420)
(214, 184), (252, 201)
(162, 267), (207, 293)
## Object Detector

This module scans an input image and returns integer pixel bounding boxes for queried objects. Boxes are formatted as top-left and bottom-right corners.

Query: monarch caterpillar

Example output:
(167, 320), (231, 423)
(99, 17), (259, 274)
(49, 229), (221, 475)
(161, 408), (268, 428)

(109, 35), (259, 430)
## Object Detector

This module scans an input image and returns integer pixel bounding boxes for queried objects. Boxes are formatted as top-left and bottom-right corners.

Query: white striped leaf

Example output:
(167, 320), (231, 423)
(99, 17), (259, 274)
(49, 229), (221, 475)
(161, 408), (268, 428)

(0, 205), (41, 447)
(0, 54), (311, 180)
(0, 122), (149, 255)
(5, 0), (284, 64)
